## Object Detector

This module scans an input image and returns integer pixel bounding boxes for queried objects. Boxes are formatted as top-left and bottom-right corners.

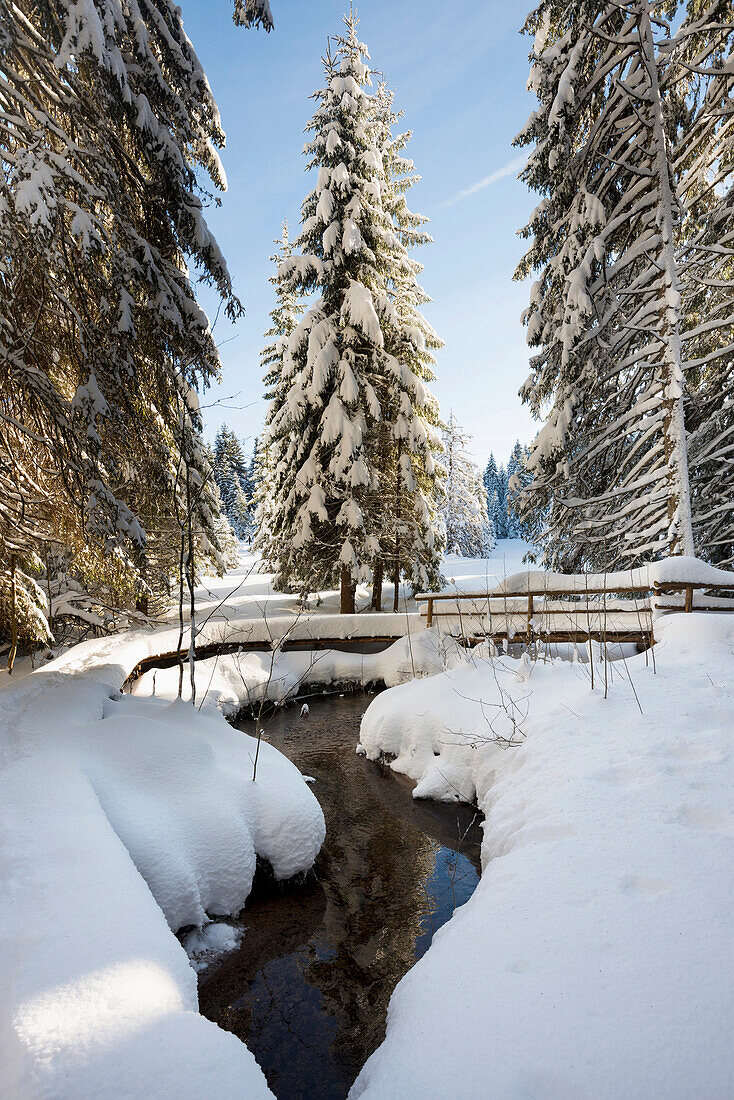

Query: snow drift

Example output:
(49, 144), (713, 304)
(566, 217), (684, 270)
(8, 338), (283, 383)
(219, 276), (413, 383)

(353, 613), (734, 1098)
(0, 654), (324, 1097)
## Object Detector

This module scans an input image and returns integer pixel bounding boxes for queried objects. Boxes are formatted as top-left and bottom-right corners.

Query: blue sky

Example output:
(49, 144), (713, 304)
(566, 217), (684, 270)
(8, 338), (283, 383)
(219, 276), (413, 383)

(185, 0), (538, 466)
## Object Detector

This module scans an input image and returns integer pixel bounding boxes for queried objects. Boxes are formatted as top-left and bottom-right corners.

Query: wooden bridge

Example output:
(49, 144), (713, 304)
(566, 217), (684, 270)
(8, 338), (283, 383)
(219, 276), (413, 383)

(416, 575), (734, 649)
(122, 612), (418, 687)
(117, 566), (734, 689)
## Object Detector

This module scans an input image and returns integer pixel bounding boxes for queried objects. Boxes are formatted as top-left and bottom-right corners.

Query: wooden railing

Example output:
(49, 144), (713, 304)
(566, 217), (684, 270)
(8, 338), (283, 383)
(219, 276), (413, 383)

(415, 580), (734, 646)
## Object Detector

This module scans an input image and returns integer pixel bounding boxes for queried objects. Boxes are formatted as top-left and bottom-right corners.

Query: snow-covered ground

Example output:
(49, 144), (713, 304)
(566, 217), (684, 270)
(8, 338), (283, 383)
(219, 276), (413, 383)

(352, 612), (734, 1098)
(2, 544), (526, 1097)
(434, 539), (535, 594)
(168, 538), (535, 623)
(6, 539), (729, 1098)
(0, 628), (324, 1096)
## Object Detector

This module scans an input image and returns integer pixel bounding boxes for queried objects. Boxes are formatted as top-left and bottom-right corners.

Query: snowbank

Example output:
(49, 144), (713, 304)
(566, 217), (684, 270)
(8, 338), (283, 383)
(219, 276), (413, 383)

(131, 628), (464, 713)
(1, 658), (324, 1095)
(495, 554), (734, 594)
(353, 613), (734, 1098)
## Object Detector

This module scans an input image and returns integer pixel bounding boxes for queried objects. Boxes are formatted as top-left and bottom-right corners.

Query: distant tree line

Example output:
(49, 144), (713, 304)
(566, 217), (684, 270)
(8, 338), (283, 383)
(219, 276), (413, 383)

(483, 442), (534, 543)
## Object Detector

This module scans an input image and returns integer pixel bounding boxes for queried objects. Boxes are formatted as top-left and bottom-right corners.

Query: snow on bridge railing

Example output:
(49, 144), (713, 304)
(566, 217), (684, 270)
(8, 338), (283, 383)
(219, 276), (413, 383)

(415, 557), (734, 641)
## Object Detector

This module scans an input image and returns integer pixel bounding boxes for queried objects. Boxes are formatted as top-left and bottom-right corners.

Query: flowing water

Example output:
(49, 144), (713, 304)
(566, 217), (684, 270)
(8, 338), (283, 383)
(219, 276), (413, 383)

(197, 692), (482, 1100)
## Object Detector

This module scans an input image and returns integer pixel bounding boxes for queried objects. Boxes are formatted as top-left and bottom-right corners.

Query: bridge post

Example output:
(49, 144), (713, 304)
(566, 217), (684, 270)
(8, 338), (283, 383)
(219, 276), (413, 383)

(427, 598), (434, 628)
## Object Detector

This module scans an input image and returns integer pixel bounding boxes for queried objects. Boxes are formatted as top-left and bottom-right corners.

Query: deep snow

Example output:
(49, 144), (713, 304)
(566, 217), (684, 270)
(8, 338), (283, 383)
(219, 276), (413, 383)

(0, 647), (323, 1096)
(6, 540), (728, 1099)
(2, 544), (522, 1097)
(353, 612), (734, 1098)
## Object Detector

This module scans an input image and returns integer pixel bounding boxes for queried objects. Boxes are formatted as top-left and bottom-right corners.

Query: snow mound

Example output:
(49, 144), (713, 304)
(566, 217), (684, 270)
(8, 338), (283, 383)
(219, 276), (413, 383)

(1, 664), (324, 1097)
(353, 613), (734, 1098)
(183, 922), (244, 973)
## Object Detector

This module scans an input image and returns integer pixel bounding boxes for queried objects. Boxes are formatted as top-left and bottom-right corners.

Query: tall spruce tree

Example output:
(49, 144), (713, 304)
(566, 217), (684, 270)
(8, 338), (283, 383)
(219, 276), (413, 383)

(262, 15), (443, 611)
(515, 0), (698, 570)
(507, 440), (534, 540)
(483, 453), (508, 538)
(212, 426), (253, 539)
(367, 79), (445, 609)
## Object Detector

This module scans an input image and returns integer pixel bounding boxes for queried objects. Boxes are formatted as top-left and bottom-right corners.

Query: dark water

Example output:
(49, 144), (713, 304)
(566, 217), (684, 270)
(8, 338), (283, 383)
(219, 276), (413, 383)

(198, 692), (482, 1100)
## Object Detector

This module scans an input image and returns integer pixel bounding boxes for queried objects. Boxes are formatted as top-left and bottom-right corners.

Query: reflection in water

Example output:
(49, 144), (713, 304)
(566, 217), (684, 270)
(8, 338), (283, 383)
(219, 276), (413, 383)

(198, 693), (482, 1100)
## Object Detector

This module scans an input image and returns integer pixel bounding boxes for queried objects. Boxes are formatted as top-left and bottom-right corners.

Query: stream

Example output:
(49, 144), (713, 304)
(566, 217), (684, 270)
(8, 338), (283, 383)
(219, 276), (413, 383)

(197, 692), (483, 1100)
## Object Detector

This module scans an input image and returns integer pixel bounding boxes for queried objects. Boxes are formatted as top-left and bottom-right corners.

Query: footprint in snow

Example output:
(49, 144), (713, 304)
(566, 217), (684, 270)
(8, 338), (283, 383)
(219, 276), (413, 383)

(619, 875), (673, 897)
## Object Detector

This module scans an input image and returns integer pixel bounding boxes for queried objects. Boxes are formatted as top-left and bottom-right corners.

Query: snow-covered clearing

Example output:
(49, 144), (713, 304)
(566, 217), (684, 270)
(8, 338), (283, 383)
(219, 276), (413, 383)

(353, 612), (734, 1098)
(7, 539), (726, 1098)
(1, 543), (527, 1096)
(164, 538), (533, 624)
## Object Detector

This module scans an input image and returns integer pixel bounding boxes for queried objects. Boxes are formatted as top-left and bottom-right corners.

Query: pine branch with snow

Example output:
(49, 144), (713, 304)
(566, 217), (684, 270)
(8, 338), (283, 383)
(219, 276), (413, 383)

(515, 0), (701, 570)
(0, 0), (266, 647)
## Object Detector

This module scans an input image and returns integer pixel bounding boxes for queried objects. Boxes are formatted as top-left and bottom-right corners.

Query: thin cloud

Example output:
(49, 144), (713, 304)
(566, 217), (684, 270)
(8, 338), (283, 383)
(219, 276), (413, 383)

(440, 152), (527, 209)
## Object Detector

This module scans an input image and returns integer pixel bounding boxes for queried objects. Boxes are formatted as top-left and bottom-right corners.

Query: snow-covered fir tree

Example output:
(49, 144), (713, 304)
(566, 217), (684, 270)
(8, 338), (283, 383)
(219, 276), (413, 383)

(260, 224), (305, 406)
(0, 0), (266, 649)
(506, 440), (534, 540)
(261, 15), (443, 611)
(515, 0), (701, 570)
(212, 426), (254, 540)
(440, 414), (495, 557)
(366, 78), (445, 609)
(483, 453), (509, 538)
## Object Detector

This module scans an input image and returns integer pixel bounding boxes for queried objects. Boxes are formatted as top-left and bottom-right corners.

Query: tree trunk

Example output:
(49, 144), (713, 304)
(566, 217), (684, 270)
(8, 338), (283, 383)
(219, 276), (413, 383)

(371, 559), (383, 611)
(393, 442), (402, 613)
(7, 554), (17, 675)
(176, 526), (185, 698)
(44, 544), (53, 637)
(186, 467), (197, 707)
(340, 565), (355, 614)
(638, 0), (695, 557)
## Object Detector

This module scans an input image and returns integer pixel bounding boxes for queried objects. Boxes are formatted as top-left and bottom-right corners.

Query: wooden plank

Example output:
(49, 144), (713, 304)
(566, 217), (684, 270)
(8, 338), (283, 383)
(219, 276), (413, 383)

(653, 581), (734, 592)
(456, 630), (650, 645)
(421, 608), (652, 620)
(417, 587), (652, 601)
